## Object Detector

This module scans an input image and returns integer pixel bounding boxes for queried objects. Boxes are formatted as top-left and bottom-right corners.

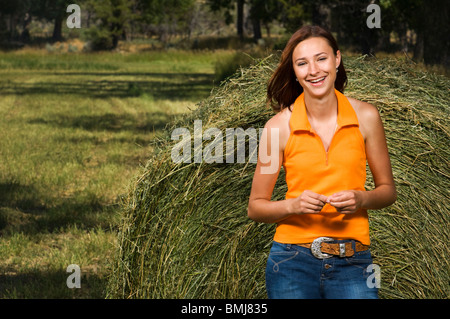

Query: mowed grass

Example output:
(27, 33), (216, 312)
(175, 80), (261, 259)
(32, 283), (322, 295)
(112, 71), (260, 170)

(0, 48), (232, 298)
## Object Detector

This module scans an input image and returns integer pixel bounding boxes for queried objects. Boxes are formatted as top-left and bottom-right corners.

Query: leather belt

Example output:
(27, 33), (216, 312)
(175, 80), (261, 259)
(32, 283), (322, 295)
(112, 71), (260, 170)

(298, 237), (369, 259)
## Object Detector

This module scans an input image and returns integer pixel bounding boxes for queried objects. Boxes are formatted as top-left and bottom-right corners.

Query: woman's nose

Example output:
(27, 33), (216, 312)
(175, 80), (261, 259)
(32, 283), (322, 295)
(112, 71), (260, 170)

(308, 62), (319, 76)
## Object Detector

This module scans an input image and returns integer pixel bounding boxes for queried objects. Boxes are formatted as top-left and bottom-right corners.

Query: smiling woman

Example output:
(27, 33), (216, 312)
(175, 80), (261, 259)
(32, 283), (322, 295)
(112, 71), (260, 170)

(247, 25), (397, 299)
(267, 25), (347, 112)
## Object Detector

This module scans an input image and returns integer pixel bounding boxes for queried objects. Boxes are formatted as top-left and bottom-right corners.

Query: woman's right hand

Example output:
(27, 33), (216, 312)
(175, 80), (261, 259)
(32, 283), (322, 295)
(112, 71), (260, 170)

(288, 190), (329, 214)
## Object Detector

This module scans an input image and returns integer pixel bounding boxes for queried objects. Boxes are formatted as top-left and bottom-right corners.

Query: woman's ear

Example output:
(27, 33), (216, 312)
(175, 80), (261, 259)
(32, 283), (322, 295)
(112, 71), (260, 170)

(335, 50), (341, 69)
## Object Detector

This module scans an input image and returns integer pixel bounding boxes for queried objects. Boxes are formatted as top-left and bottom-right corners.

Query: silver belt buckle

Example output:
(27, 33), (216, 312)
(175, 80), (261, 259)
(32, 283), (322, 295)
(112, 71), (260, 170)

(311, 237), (334, 259)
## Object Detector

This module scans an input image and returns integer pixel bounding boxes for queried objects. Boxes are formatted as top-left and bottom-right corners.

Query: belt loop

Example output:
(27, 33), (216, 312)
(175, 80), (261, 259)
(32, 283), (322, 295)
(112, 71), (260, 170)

(286, 244), (291, 250)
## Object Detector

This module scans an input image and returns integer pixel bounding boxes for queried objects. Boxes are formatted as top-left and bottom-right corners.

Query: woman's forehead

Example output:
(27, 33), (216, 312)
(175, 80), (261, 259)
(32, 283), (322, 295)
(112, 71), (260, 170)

(293, 37), (333, 59)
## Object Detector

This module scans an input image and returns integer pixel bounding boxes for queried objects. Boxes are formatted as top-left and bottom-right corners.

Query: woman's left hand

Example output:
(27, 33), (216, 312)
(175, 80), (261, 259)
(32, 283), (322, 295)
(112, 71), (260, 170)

(327, 190), (364, 214)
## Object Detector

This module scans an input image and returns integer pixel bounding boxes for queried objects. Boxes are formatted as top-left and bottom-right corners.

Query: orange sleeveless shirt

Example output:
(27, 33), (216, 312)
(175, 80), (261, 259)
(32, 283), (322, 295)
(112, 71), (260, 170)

(273, 89), (370, 245)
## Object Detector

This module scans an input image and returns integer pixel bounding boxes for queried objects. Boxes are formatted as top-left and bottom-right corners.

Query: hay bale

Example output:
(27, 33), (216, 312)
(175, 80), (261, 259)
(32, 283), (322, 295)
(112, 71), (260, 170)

(107, 55), (449, 299)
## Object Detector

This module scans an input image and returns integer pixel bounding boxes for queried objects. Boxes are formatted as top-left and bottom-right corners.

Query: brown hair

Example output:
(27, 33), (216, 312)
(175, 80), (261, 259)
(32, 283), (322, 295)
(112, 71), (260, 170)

(267, 25), (347, 112)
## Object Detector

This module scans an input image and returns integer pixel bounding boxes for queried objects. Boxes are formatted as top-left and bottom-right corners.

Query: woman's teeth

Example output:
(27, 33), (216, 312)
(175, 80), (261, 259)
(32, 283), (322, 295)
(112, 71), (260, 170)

(310, 77), (325, 83)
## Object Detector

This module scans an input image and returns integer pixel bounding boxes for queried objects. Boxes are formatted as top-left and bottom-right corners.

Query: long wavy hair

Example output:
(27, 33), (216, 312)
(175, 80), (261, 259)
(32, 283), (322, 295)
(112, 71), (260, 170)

(267, 25), (348, 112)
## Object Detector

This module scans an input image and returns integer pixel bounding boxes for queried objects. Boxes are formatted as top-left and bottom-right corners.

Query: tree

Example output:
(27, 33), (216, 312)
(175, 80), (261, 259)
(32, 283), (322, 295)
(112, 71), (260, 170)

(408, 0), (449, 66)
(278, 0), (333, 34)
(207, 0), (240, 37)
(29, 0), (76, 41)
(0, 0), (33, 41)
(370, 0), (449, 66)
(208, 0), (280, 41)
(139, 0), (196, 43)
(84, 0), (135, 50)
(248, 0), (280, 41)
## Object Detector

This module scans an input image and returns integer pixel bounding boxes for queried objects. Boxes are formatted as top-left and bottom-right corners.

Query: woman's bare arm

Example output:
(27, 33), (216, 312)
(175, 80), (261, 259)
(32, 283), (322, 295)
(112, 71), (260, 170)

(329, 99), (397, 213)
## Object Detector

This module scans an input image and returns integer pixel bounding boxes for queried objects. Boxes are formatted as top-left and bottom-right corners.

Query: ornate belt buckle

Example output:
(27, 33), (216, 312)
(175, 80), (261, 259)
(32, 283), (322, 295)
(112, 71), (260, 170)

(311, 237), (334, 259)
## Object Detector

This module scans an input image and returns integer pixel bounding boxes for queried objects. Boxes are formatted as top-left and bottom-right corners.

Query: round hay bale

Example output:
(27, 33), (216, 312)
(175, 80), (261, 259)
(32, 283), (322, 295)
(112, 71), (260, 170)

(107, 55), (449, 299)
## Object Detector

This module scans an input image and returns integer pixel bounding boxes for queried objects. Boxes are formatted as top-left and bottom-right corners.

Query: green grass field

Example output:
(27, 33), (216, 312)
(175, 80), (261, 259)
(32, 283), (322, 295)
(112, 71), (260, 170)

(0, 47), (233, 298)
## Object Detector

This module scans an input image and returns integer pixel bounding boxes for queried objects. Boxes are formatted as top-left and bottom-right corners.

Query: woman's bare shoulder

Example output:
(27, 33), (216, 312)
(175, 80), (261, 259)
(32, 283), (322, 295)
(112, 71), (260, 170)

(347, 97), (380, 119)
(263, 106), (293, 149)
(265, 106), (292, 129)
(347, 96), (383, 126)
(347, 96), (383, 139)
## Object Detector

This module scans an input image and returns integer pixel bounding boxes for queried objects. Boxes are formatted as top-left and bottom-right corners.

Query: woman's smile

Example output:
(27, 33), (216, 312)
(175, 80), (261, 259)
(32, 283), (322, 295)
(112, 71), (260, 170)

(307, 75), (327, 86)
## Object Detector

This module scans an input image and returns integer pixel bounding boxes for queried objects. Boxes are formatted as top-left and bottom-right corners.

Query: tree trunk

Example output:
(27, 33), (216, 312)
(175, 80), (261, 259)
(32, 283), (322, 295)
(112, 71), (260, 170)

(112, 34), (119, 49)
(413, 31), (424, 63)
(422, 1), (449, 67)
(237, 0), (244, 40)
(264, 22), (271, 39)
(249, 2), (262, 42)
(251, 16), (261, 41)
(52, 16), (63, 41)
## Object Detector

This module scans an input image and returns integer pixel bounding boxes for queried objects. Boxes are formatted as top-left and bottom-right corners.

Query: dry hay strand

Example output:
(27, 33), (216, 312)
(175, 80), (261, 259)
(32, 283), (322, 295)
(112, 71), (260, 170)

(107, 55), (449, 299)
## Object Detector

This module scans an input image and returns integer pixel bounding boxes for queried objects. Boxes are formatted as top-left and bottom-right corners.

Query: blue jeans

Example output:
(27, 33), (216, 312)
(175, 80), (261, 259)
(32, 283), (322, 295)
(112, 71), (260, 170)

(265, 241), (379, 299)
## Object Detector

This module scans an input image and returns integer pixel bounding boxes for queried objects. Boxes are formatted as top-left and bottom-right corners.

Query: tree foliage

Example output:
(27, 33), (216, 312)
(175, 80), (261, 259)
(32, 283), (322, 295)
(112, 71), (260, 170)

(83, 0), (135, 50)
(139, 0), (196, 42)
(0, 0), (447, 66)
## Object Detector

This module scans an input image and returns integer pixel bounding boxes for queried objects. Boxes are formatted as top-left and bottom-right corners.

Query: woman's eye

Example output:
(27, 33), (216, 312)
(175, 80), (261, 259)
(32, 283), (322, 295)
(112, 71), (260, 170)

(297, 62), (306, 66)
(318, 57), (327, 61)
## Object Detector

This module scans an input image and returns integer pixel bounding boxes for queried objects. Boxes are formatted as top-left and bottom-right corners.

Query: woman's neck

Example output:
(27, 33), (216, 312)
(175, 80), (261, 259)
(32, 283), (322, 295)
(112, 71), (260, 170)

(304, 89), (338, 122)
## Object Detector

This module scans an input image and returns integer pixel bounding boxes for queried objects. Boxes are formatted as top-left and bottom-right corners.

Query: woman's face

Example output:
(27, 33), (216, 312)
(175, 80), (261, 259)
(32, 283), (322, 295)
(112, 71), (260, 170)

(292, 37), (341, 98)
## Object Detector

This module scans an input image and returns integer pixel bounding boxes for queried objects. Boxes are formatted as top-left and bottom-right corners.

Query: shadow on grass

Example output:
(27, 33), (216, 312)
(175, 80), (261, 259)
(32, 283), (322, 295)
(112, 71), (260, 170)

(0, 181), (119, 236)
(0, 182), (46, 215)
(0, 268), (107, 298)
(0, 72), (216, 101)
(0, 184), (116, 299)
(28, 110), (176, 133)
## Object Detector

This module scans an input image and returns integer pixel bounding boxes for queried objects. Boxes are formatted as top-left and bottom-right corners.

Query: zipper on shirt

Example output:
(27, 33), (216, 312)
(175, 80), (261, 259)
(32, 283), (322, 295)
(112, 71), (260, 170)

(313, 124), (339, 166)
(327, 125), (340, 165)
